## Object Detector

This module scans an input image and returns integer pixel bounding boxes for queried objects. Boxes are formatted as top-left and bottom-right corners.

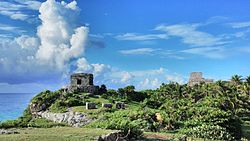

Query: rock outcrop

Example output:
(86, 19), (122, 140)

(98, 131), (126, 141)
(0, 129), (19, 134)
(36, 111), (92, 127)
(30, 102), (47, 114)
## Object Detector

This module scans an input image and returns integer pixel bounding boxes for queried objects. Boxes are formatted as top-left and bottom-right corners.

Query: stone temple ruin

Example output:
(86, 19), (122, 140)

(64, 73), (99, 94)
(188, 72), (213, 86)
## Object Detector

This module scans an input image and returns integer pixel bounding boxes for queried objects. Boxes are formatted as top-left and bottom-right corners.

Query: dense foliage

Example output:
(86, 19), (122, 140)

(89, 76), (250, 140)
(1, 76), (250, 140)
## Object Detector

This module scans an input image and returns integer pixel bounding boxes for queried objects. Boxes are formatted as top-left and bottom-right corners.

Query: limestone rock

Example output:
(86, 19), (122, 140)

(0, 129), (19, 134)
(30, 102), (47, 113)
(36, 111), (92, 127)
(98, 132), (126, 141)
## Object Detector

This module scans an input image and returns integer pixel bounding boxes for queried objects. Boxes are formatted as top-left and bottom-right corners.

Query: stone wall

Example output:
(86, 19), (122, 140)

(66, 73), (99, 94)
(188, 72), (214, 86)
(71, 73), (93, 87)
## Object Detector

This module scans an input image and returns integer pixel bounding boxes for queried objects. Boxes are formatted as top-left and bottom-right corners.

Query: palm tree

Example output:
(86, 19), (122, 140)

(231, 75), (243, 85)
(245, 75), (250, 85)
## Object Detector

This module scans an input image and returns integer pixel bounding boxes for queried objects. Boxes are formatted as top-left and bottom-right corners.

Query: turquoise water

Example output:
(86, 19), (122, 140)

(0, 93), (35, 122)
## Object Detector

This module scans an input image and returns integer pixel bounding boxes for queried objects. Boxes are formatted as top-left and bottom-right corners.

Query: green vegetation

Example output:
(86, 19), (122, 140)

(1, 75), (250, 140)
(0, 127), (114, 141)
(85, 78), (250, 140)
(242, 120), (250, 139)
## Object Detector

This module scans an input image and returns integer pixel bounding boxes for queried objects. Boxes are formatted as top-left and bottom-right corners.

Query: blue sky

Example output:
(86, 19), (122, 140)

(0, 0), (250, 93)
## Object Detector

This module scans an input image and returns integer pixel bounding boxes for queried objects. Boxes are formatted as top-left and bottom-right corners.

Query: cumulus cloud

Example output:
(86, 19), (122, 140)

(36, 0), (88, 71)
(15, 35), (39, 49)
(166, 74), (185, 84)
(75, 60), (184, 90)
(0, 0), (186, 91)
(0, 0), (88, 84)
(138, 78), (162, 90)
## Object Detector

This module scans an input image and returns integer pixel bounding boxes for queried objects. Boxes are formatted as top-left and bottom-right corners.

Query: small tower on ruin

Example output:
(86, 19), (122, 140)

(66, 73), (99, 94)
(188, 72), (213, 86)
(70, 73), (93, 87)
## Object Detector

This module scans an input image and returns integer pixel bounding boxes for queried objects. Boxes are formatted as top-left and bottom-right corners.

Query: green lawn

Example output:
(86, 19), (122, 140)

(0, 127), (211, 141)
(0, 127), (114, 141)
(87, 97), (110, 105)
(72, 105), (106, 113)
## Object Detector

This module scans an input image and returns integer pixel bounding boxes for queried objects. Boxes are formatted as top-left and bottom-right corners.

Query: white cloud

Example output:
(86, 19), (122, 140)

(0, 2), (25, 11)
(36, 0), (88, 71)
(139, 78), (162, 90)
(0, 34), (12, 38)
(75, 60), (184, 90)
(118, 48), (185, 60)
(15, 35), (39, 49)
(75, 58), (94, 73)
(229, 21), (250, 28)
(0, 10), (29, 21)
(155, 24), (226, 47)
(11, 13), (29, 21)
(0, 0), (187, 91)
(180, 47), (225, 59)
(0, 1), (42, 11)
(0, 11), (28, 21)
(121, 72), (134, 83)
(0, 0), (88, 84)
(119, 48), (158, 55)
(115, 33), (168, 41)
(0, 24), (24, 33)
(61, 0), (78, 10)
(166, 74), (185, 84)
(0, 1), (41, 21)
(131, 67), (166, 77)
(17, 0), (42, 10)
(205, 16), (229, 24)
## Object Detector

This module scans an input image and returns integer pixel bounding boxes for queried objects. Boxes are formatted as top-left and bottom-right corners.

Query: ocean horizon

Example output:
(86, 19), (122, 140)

(0, 93), (36, 122)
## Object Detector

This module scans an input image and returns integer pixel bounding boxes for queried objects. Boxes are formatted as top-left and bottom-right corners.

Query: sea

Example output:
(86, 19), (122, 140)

(0, 93), (36, 122)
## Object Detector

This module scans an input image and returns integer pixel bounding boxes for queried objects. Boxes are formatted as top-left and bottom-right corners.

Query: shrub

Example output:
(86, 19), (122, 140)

(27, 118), (67, 128)
(181, 124), (234, 140)
(49, 100), (67, 113)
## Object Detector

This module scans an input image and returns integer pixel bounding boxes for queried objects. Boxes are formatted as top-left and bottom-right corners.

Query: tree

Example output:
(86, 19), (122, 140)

(231, 75), (243, 85)
(124, 85), (135, 93)
(245, 75), (250, 85)
(99, 84), (107, 94)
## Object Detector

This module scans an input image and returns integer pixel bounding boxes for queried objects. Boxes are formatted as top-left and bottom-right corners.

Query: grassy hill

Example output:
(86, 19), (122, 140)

(1, 78), (250, 140)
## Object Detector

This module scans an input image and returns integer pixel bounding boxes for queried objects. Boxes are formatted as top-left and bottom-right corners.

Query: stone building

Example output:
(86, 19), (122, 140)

(188, 72), (213, 86)
(65, 73), (99, 94)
